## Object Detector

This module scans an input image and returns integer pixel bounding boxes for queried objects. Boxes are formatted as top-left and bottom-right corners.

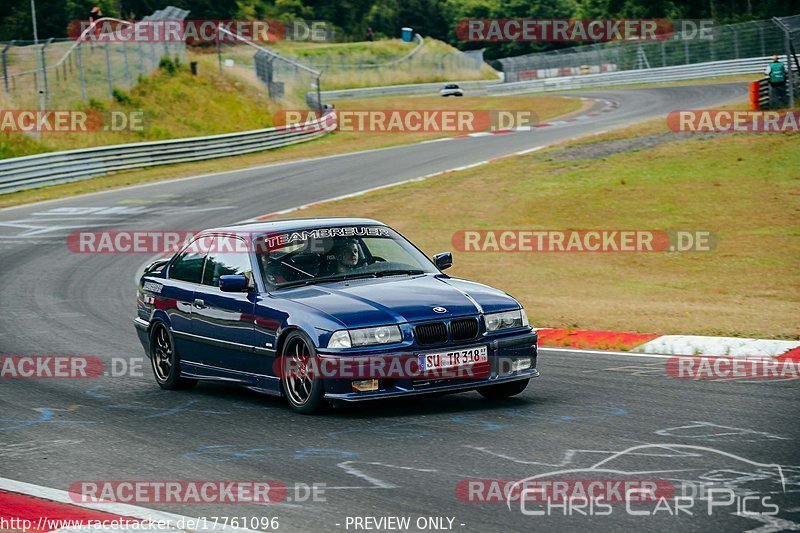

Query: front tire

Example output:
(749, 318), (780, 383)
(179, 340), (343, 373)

(279, 331), (327, 414)
(150, 323), (196, 390)
(478, 378), (529, 400)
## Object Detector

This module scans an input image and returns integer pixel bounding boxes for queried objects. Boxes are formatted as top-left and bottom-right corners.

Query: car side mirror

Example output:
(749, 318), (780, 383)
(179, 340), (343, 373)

(433, 252), (453, 271)
(219, 275), (249, 292)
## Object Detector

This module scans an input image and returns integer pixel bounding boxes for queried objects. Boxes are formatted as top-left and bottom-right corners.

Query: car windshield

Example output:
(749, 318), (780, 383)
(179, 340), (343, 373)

(254, 225), (439, 289)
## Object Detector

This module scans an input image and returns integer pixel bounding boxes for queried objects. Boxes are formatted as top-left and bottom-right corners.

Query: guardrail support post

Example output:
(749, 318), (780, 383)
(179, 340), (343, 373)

(1, 40), (13, 94)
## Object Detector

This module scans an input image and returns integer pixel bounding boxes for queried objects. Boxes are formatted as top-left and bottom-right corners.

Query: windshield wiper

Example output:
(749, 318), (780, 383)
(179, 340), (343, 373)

(275, 270), (425, 289)
(373, 269), (425, 277)
(274, 278), (320, 289)
(277, 272), (376, 289)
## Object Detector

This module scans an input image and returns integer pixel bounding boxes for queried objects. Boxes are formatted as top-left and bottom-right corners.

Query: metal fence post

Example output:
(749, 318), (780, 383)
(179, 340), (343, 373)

(773, 16), (796, 108)
(41, 38), (53, 106)
(684, 39), (690, 64)
(123, 41), (132, 87)
(104, 41), (114, 97)
(786, 33), (795, 108)
(77, 43), (87, 102)
(1, 41), (13, 94)
(217, 38), (222, 72)
(316, 75), (322, 111)
(137, 42), (145, 76)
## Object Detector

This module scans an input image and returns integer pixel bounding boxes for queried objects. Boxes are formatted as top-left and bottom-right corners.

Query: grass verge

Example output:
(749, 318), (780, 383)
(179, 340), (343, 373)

(0, 59), (280, 159)
(0, 94), (581, 208)
(268, 118), (799, 339)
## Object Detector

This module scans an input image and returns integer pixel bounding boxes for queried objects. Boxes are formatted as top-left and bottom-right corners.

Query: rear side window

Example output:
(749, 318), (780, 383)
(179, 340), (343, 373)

(169, 251), (206, 283)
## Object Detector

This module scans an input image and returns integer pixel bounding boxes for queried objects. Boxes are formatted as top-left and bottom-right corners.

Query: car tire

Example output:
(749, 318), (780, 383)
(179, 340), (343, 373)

(279, 330), (328, 415)
(478, 378), (529, 400)
(150, 323), (197, 390)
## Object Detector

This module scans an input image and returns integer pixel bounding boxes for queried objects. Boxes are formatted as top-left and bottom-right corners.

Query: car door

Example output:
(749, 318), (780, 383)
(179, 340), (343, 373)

(191, 235), (257, 374)
(163, 246), (207, 363)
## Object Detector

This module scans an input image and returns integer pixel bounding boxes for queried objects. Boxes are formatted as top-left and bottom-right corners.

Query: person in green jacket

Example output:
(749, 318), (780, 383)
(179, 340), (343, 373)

(763, 55), (788, 108)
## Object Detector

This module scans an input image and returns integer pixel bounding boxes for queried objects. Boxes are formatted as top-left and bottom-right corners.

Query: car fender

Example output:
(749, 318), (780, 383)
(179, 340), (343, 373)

(275, 315), (329, 353)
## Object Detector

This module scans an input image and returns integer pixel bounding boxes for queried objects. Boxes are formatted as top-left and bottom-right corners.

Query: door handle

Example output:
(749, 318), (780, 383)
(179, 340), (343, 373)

(193, 298), (206, 309)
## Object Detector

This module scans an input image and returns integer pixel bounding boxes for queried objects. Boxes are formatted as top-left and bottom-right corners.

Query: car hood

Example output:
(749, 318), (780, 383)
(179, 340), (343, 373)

(272, 274), (519, 328)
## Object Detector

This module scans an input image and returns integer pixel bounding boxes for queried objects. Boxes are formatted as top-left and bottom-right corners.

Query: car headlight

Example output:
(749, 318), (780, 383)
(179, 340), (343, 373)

(484, 309), (528, 332)
(327, 325), (403, 349)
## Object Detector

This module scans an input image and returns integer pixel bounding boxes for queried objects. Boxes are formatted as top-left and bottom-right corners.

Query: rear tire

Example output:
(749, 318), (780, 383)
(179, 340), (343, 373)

(478, 378), (529, 399)
(150, 323), (197, 390)
(279, 331), (328, 415)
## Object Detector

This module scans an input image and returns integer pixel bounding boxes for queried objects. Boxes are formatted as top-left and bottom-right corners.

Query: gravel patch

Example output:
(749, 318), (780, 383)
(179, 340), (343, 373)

(550, 132), (714, 161)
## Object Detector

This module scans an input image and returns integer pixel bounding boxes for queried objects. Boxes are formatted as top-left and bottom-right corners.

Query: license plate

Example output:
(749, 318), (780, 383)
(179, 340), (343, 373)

(420, 346), (488, 371)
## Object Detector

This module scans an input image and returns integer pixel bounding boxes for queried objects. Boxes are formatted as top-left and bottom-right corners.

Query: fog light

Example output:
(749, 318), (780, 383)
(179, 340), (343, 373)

(511, 359), (532, 372)
(352, 379), (379, 392)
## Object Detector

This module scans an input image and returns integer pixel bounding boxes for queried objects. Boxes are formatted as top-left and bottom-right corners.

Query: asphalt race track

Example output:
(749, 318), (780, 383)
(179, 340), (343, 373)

(2, 82), (798, 532)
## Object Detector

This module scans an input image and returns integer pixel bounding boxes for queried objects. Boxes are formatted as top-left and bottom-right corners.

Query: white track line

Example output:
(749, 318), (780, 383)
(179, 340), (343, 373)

(244, 145), (548, 222)
(0, 477), (257, 532)
(537, 347), (772, 360)
(1, 98), (606, 212)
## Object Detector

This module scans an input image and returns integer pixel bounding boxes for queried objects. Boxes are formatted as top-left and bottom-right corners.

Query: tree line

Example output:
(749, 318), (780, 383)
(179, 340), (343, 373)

(1, 0), (796, 59)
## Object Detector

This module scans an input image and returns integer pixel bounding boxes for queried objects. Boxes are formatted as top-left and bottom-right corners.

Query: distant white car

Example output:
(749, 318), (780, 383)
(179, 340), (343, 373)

(440, 84), (463, 97)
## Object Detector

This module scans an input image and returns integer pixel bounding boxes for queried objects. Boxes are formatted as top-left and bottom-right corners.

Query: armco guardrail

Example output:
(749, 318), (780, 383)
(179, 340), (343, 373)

(0, 114), (334, 194)
(318, 78), (500, 100)
(487, 56), (780, 94)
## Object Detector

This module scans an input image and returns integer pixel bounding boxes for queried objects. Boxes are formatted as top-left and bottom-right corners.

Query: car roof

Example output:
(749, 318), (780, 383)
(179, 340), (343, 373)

(209, 217), (387, 235)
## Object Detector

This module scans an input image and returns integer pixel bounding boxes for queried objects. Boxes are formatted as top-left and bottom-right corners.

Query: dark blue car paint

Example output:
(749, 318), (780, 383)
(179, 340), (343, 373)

(135, 218), (538, 401)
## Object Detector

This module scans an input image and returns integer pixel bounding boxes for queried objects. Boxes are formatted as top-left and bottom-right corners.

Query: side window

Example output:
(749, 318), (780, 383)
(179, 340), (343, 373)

(202, 240), (254, 287)
(169, 250), (206, 284)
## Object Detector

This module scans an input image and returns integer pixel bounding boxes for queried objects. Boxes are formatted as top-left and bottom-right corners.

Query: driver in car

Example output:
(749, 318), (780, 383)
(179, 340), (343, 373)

(333, 239), (360, 273)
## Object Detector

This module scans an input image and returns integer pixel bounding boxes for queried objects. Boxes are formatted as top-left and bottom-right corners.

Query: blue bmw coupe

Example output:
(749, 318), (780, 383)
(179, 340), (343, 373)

(135, 218), (538, 413)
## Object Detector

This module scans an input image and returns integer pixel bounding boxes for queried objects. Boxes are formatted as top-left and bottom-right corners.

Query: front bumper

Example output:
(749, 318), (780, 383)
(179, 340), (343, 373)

(320, 330), (538, 402)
